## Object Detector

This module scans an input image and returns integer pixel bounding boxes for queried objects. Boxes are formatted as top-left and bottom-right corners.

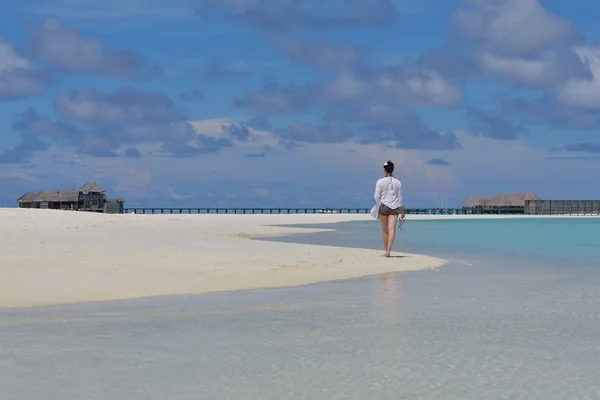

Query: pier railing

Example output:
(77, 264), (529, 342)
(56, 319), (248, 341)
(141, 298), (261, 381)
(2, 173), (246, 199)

(121, 207), (523, 215)
(525, 200), (600, 215)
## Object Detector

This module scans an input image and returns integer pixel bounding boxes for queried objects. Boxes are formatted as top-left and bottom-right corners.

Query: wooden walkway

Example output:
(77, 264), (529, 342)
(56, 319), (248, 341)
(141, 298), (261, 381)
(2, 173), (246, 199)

(121, 207), (521, 215)
(525, 200), (600, 215)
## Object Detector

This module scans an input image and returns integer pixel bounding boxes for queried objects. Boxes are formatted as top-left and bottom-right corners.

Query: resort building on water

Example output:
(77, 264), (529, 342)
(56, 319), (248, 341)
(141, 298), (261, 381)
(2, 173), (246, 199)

(461, 192), (541, 209)
(462, 192), (600, 215)
(16, 182), (125, 214)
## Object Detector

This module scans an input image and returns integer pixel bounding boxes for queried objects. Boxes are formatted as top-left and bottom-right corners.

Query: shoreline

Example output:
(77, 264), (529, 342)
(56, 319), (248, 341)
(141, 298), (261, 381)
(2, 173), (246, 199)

(2, 208), (597, 309)
(0, 208), (446, 309)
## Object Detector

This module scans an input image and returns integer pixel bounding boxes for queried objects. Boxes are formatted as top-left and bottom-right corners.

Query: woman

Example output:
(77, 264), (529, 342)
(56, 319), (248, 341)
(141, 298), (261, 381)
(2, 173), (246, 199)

(374, 160), (405, 258)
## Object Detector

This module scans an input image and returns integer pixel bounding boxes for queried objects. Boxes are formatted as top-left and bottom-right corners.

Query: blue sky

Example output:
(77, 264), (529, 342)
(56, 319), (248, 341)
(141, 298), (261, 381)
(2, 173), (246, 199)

(1, 0), (599, 208)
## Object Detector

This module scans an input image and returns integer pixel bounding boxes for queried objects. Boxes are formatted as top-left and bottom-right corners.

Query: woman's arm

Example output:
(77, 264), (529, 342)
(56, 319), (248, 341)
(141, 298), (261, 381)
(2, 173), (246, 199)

(397, 182), (405, 217)
(374, 180), (381, 202)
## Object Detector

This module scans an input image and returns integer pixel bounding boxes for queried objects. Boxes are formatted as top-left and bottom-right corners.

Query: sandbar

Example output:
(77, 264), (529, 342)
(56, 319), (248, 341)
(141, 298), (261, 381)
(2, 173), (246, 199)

(0, 208), (448, 309)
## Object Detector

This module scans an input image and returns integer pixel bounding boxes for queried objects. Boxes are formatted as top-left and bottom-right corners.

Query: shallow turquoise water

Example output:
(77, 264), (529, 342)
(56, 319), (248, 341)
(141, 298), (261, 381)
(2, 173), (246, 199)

(267, 217), (600, 269)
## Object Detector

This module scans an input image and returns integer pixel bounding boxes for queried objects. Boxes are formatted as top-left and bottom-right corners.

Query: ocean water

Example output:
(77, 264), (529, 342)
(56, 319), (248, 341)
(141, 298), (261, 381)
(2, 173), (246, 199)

(268, 217), (600, 269)
(1, 218), (600, 399)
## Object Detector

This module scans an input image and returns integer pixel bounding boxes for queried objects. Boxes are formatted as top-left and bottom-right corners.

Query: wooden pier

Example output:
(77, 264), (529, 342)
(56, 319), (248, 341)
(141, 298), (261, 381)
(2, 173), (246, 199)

(121, 207), (523, 215)
(525, 200), (600, 215)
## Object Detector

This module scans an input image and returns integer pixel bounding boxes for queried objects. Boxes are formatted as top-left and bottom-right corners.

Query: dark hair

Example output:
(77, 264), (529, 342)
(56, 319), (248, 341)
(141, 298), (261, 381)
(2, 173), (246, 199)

(383, 160), (394, 174)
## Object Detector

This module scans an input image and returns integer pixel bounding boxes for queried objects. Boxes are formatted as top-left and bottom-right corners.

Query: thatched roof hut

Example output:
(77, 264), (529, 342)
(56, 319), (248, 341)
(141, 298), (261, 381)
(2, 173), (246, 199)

(463, 192), (541, 208)
(31, 190), (80, 203)
(17, 192), (36, 203)
(524, 192), (540, 201)
(461, 195), (478, 207)
(461, 195), (492, 207)
(80, 182), (104, 193)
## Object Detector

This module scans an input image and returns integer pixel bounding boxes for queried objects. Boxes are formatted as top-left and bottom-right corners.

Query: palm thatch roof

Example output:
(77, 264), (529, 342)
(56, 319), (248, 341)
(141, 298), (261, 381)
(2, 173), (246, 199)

(80, 182), (104, 193)
(524, 192), (541, 201)
(31, 190), (80, 202)
(461, 195), (492, 207)
(463, 192), (541, 207)
(17, 192), (36, 202)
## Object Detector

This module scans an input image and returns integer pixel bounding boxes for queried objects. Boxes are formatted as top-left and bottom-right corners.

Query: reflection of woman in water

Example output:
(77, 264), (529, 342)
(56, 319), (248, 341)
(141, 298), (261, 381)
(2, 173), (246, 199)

(375, 271), (402, 325)
(380, 272), (397, 296)
(374, 160), (405, 257)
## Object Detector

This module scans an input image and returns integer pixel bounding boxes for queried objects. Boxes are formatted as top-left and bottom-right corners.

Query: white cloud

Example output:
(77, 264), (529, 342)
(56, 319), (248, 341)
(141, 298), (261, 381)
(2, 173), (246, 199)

(2, 119), (597, 206)
(0, 37), (48, 98)
(452, 0), (589, 90)
(480, 51), (583, 87)
(0, 39), (31, 71)
(325, 68), (462, 108)
(25, 17), (160, 79)
(556, 46), (600, 110)
(190, 118), (280, 148)
(453, 0), (577, 56)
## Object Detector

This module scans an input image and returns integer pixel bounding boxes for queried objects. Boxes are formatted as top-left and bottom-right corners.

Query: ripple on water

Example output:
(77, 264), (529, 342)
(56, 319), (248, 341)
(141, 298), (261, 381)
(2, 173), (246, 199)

(1, 263), (600, 400)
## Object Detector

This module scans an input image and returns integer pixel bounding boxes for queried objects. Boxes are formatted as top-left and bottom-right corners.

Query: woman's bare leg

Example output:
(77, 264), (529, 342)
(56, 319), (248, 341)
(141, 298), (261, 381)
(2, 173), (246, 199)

(379, 215), (389, 254)
(385, 214), (399, 256)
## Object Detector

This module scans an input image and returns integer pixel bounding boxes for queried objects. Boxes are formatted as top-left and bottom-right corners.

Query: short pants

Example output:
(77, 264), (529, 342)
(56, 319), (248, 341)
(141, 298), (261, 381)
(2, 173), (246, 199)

(379, 204), (401, 216)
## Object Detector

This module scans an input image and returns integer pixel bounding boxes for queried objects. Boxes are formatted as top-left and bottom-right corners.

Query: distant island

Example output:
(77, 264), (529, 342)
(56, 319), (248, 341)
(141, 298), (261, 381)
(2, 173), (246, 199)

(16, 182), (125, 214)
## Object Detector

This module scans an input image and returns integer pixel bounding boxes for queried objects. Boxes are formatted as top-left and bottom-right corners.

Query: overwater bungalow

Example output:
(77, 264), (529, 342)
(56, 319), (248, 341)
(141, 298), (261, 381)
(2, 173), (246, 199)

(16, 182), (125, 214)
(461, 192), (541, 214)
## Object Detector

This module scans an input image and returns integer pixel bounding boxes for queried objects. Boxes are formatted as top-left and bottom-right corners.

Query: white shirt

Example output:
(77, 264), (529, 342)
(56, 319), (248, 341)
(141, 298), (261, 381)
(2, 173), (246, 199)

(374, 176), (403, 209)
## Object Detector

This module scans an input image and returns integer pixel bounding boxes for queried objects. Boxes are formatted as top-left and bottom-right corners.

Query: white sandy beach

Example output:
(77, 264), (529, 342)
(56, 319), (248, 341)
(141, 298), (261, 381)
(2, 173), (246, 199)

(0, 208), (450, 309)
(2, 208), (597, 309)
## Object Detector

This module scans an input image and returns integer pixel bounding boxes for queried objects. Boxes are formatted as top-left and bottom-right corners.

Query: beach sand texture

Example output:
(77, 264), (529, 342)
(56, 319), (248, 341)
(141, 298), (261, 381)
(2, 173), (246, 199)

(0, 208), (446, 308)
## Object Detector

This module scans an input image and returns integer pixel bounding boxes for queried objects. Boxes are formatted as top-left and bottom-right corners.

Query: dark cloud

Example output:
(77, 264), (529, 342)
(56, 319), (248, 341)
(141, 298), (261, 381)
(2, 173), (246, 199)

(202, 61), (253, 80)
(232, 81), (314, 115)
(10, 108), (122, 158)
(271, 108), (461, 150)
(467, 107), (528, 140)
(498, 94), (600, 130)
(0, 68), (52, 100)
(281, 40), (360, 69)
(425, 158), (452, 166)
(197, 0), (399, 32)
(232, 65), (463, 149)
(179, 90), (204, 102)
(12, 108), (82, 139)
(416, 49), (481, 82)
(54, 87), (184, 127)
(124, 147), (141, 158)
(246, 115), (272, 130)
(551, 143), (600, 153)
(233, 64), (462, 117)
(324, 105), (462, 150)
(0, 132), (49, 163)
(24, 17), (163, 79)
(3, 88), (242, 161)
(221, 122), (251, 141)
